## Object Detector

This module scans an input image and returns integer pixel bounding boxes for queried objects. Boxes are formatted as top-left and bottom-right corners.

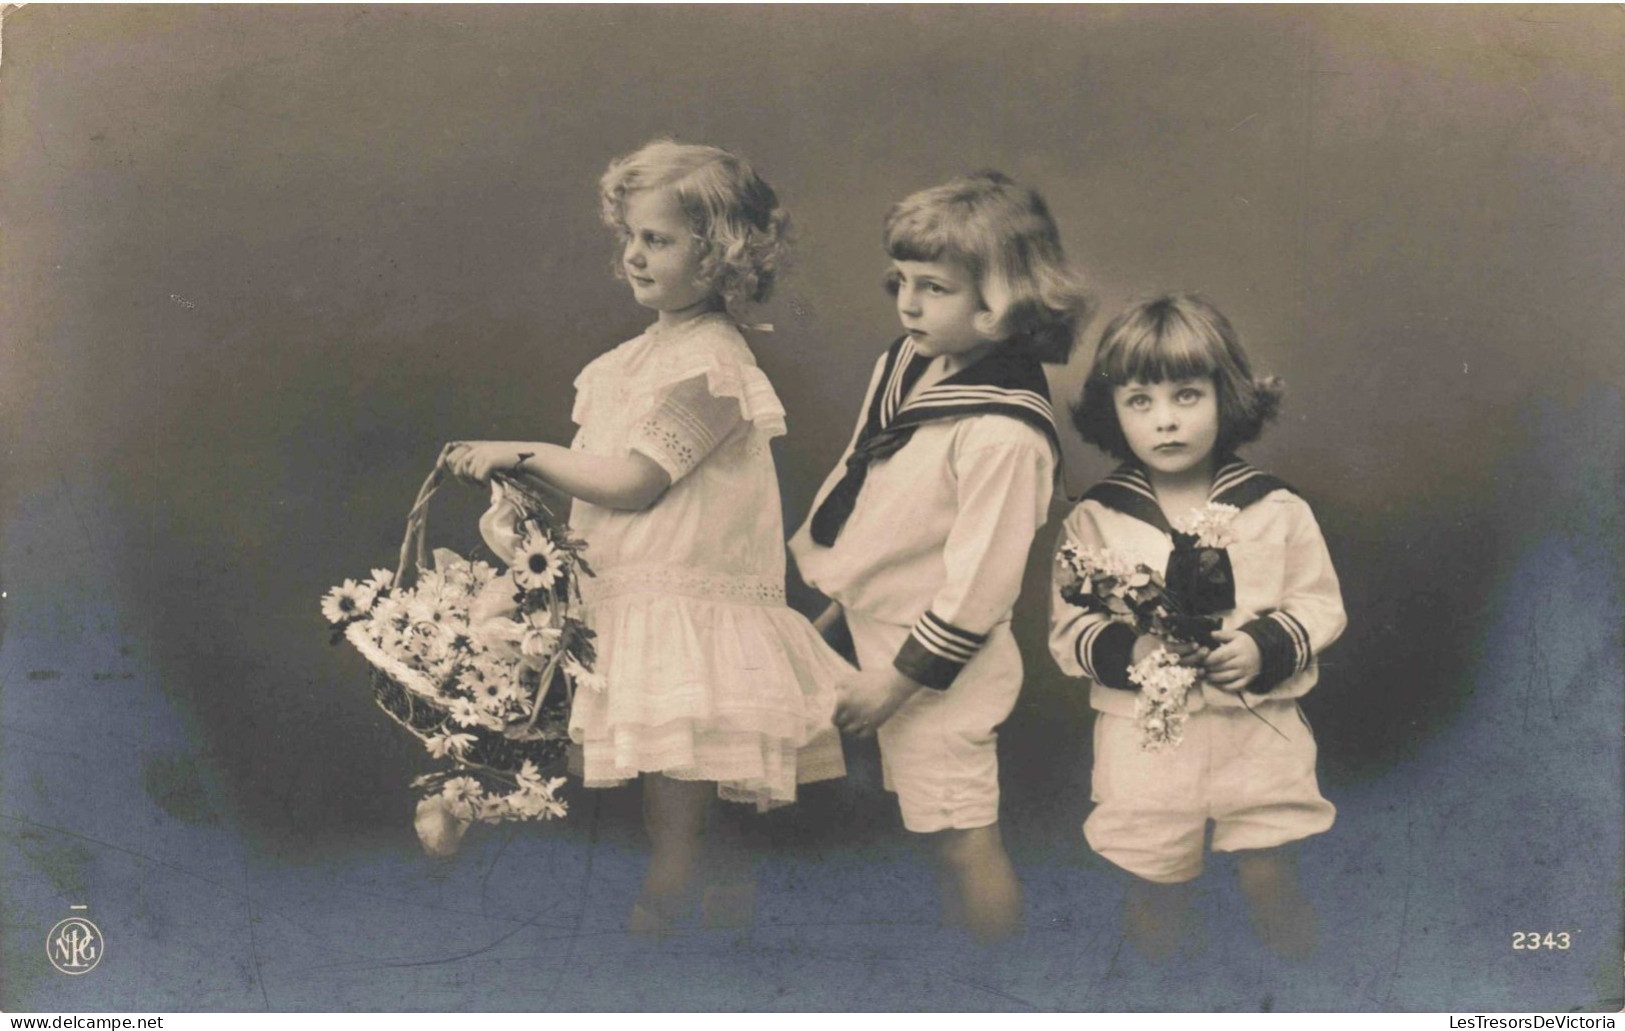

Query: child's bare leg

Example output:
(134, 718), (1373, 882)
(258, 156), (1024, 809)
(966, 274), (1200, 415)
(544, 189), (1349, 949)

(633, 773), (713, 932)
(1235, 844), (1317, 958)
(936, 823), (1022, 941)
(1124, 877), (1194, 961)
(699, 806), (758, 929)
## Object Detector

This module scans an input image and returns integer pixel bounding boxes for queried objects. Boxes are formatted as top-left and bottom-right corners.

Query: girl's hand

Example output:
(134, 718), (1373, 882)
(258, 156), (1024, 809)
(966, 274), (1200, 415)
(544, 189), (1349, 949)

(834, 668), (921, 738)
(441, 441), (525, 485)
(1132, 633), (1208, 668)
(1203, 629), (1262, 692)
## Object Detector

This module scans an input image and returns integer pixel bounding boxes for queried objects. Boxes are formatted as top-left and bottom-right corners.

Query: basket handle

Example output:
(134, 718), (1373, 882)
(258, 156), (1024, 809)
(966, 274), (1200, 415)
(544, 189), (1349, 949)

(394, 451), (564, 589)
(395, 462), (446, 589)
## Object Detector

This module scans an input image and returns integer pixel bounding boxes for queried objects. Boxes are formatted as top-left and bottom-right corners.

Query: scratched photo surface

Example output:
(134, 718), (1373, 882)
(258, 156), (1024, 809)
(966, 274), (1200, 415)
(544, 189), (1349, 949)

(1, 5), (1620, 1012)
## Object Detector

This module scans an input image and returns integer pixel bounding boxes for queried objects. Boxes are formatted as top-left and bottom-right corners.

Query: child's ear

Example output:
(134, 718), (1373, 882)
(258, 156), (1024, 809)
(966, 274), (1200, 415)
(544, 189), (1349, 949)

(974, 271), (1012, 341)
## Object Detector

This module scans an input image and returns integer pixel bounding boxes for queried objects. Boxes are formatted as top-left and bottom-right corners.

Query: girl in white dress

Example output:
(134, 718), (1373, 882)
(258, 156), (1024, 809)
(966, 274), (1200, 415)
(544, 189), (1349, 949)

(445, 140), (845, 932)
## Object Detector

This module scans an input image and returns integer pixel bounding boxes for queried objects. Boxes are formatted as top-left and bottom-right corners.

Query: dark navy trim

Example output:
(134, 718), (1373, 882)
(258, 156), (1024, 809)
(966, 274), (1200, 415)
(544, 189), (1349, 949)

(1238, 612), (1302, 693)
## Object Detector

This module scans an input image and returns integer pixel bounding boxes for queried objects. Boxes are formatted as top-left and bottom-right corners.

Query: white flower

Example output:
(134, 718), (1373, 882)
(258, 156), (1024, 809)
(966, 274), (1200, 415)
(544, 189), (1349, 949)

(1174, 502), (1241, 549)
(321, 579), (376, 624)
(413, 623), (456, 666)
(563, 656), (607, 694)
(447, 696), (485, 728)
(366, 568), (395, 593)
(458, 671), (525, 712)
(514, 760), (548, 791)
(425, 731), (476, 759)
(1128, 647), (1199, 752)
(512, 533), (565, 591)
(369, 592), (405, 626)
(440, 776), (485, 821)
(521, 626), (562, 661)
(508, 777), (567, 820)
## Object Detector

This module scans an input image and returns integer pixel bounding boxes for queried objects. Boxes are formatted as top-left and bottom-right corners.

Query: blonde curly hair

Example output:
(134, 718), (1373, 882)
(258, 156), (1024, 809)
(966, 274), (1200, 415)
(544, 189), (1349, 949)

(600, 140), (790, 319)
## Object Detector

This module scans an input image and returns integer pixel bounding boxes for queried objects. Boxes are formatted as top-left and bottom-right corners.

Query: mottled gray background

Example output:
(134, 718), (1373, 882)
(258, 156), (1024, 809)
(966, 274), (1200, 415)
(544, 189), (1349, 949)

(2, 4), (1620, 1012)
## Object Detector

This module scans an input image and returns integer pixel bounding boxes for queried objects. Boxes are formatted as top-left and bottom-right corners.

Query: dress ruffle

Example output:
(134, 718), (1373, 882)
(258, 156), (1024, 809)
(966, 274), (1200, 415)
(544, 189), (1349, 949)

(571, 315), (787, 440)
(571, 587), (848, 810)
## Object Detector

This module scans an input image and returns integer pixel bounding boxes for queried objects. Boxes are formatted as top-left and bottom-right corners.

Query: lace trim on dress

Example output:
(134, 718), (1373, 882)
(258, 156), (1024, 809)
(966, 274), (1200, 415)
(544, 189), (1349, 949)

(628, 385), (736, 481)
(634, 417), (700, 478)
(579, 563), (786, 606)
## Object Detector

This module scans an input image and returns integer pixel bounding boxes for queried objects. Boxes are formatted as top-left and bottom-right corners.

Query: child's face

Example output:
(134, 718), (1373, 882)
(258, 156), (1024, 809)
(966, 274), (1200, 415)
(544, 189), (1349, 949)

(1113, 377), (1220, 479)
(619, 188), (714, 318)
(891, 259), (994, 367)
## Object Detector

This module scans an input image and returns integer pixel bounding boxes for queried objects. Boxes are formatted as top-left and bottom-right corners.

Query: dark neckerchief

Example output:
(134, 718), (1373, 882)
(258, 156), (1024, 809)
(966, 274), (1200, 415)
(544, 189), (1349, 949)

(1082, 458), (1296, 630)
(808, 335), (1061, 547)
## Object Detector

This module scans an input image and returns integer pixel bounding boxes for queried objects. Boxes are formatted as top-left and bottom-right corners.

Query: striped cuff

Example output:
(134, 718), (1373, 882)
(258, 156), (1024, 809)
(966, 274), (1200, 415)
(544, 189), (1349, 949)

(1239, 611), (1311, 693)
(893, 611), (988, 690)
(1076, 620), (1138, 691)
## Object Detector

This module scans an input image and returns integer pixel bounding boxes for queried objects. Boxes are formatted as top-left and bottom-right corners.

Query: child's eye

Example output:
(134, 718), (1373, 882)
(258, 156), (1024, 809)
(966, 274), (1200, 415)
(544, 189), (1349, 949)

(1176, 388), (1205, 403)
(1124, 395), (1151, 410)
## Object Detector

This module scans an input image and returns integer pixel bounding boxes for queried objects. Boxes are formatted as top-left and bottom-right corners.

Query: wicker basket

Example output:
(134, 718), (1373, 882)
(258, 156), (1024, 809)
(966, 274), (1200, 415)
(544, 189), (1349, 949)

(352, 462), (581, 783)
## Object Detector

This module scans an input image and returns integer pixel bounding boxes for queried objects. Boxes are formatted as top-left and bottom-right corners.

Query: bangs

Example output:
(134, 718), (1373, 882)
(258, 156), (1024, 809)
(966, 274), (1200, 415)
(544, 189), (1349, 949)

(1094, 305), (1222, 386)
(883, 205), (987, 277)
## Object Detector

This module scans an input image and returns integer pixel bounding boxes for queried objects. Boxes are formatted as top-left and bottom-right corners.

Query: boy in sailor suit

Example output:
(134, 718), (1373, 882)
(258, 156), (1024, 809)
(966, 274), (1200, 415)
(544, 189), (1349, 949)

(790, 171), (1090, 940)
(1050, 293), (1347, 958)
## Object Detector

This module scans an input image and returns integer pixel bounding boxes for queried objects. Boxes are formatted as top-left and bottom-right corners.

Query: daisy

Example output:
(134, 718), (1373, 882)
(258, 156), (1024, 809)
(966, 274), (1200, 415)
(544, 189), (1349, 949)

(321, 579), (376, 624)
(512, 533), (565, 592)
(425, 731), (477, 759)
(478, 793), (516, 823)
(440, 776), (485, 821)
(509, 778), (567, 820)
(447, 696), (485, 728)
(515, 760), (546, 791)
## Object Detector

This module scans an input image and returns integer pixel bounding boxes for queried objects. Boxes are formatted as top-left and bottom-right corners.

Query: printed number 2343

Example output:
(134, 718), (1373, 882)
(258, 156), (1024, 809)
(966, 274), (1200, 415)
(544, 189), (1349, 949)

(1512, 932), (1571, 950)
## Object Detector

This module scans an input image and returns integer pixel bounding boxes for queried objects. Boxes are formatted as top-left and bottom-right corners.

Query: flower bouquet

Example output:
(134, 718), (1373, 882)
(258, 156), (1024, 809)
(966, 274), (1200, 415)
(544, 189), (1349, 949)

(322, 461), (600, 854)
(1057, 503), (1247, 751)
(1056, 541), (1220, 651)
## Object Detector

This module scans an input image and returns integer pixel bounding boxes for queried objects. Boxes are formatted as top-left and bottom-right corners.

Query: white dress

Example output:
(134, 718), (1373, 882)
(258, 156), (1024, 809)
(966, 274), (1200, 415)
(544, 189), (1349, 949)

(563, 312), (847, 809)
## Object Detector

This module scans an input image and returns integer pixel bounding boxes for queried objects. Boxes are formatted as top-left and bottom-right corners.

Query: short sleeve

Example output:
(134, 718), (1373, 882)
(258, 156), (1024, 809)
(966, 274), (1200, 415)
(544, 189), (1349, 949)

(627, 376), (746, 483)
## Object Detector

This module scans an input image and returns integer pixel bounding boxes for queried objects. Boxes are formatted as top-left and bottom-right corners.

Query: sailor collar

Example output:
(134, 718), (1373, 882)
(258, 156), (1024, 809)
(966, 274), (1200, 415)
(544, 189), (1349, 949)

(807, 334), (1060, 547)
(1082, 458), (1295, 536)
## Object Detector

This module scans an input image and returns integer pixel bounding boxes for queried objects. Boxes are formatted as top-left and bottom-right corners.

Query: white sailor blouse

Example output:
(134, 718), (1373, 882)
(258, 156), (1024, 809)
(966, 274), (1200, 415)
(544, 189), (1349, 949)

(790, 336), (1061, 690)
(1048, 460), (1347, 717)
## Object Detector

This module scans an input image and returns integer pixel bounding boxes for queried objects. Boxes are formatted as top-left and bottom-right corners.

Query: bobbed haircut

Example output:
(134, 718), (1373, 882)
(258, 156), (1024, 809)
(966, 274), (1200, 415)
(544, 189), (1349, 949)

(1072, 294), (1284, 461)
(882, 170), (1091, 364)
(600, 139), (790, 317)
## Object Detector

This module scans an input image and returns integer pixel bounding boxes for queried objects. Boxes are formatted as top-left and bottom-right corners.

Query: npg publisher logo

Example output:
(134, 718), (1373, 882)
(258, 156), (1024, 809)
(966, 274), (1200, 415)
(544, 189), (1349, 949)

(46, 916), (103, 975)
